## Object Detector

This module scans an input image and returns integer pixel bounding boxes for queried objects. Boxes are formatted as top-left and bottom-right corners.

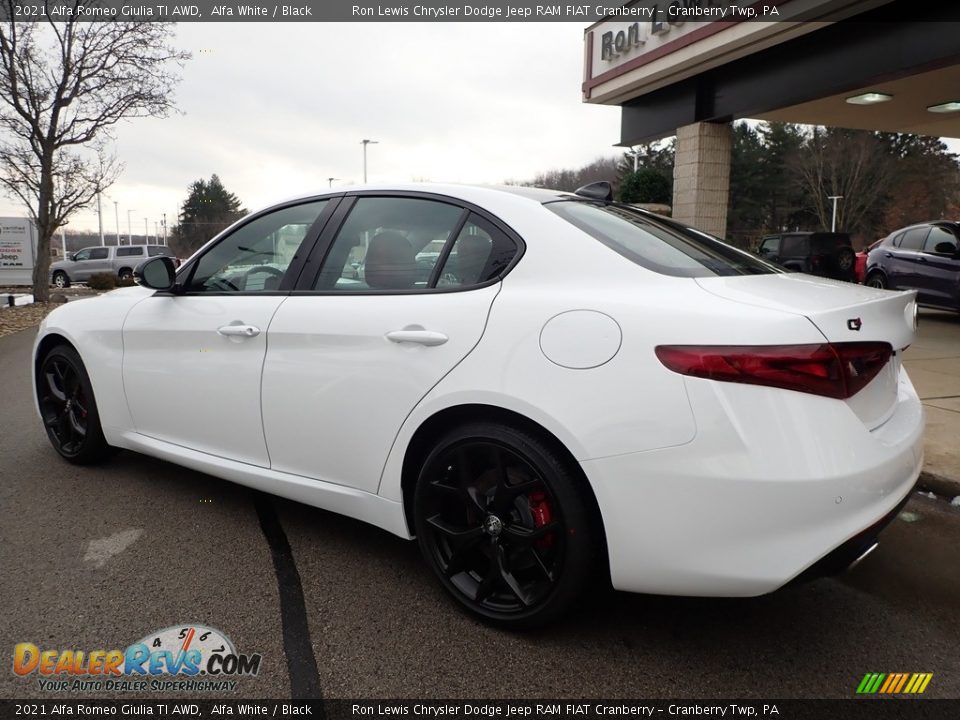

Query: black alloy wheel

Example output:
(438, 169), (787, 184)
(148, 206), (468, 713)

(414, 423), (596, 628)
(37, 345), (111, 464)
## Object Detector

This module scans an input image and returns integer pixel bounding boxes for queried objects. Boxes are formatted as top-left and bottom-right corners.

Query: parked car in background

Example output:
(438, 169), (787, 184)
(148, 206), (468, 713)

(865, 221), (960, 310)
(50, 244), (175, 288)
(855, 239), (883, 284)
(34, 183), (922, 627)
(757, 232), (857, 281)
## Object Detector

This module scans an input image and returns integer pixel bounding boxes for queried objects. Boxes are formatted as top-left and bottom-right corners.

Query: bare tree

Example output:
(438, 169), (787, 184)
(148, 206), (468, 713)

(0, 1), (188, 300)
(791, 127), (895, 236)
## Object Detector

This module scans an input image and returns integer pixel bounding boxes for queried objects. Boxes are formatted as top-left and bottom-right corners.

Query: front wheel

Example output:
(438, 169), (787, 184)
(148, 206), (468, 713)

(414, 422), (597, 629)
(866, 272), (887, 289)
(52, 271), (70, 289)
(36, 345), (112, 464)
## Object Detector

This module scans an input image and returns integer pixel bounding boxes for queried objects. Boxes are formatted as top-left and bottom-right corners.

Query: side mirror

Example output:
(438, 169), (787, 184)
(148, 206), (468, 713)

(134, 256), (177, 291)
(69, 253), (77, 261)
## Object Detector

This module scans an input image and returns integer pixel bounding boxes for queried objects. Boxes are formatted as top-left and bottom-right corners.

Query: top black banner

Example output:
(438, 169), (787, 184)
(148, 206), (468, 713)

(1, 0), (957, 23)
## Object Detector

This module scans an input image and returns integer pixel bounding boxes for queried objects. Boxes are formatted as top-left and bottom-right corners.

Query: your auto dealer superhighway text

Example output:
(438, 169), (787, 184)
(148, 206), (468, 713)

(352, 705), (772, 717)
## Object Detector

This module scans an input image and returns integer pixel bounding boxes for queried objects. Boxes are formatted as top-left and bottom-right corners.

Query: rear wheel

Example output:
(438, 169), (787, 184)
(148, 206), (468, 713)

(118, 268), (133, 282)
(36, 345), (112, 464)
(836, 248), (855, 273)
(866, 272), (887, 289)
(414, 422), (596, 629)
(52, 271), (69, 289)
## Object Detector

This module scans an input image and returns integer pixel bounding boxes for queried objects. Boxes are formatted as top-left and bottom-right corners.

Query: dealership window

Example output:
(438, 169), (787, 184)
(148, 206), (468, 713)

(186, 200), (328, 293)
(313, 197), (465, 292)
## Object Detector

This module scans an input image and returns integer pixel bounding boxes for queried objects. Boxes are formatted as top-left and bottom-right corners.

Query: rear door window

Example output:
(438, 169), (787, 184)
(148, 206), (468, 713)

(780, 235), (810, 257)
(899, 227), (930, 251)
(116, 247), (144, 257)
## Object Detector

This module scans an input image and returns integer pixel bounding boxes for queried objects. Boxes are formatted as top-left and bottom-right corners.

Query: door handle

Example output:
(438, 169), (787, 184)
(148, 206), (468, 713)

(218, 324), (261, 338)
(917, 256), (928, 263)
(385, 329), (448, 346)
(884, 252), (893, 258)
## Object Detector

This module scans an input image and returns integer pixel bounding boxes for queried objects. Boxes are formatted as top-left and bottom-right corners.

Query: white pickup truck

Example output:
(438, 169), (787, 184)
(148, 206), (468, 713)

(49, 245), (175, 288)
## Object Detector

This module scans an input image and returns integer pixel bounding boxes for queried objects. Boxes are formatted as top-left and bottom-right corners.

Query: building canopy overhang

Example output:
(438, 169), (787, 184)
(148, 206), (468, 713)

(583, 0), (960, 143)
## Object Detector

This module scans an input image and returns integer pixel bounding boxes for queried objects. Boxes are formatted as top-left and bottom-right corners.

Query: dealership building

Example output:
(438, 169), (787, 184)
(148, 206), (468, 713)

(583, 0), (960, 237)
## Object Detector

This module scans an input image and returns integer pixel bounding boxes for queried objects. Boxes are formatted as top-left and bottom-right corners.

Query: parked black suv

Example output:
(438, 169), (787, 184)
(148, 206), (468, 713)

(756, 232), (857, 281)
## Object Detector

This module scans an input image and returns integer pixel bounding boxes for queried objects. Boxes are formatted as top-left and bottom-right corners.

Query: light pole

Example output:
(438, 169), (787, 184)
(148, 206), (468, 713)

(97, 193), (105, 246)
(828, 195), (843, 232)
(361, 139), (378, 183)
(144, 217), (148, 242)
(113, 201), (120, 245)
(162, 213), (167, 245)
(127, 209), (135, 244)
(327, 177), (340, 188)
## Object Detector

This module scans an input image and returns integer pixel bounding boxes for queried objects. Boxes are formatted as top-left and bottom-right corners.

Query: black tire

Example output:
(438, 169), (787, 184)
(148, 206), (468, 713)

(414, 421), (596, 629)
(836, 247), (855, 273)
(52, 271), (70, 289)
(866, 272), (887, 289)
(36, 344), (112, 464)
(118, 268), (133, 282)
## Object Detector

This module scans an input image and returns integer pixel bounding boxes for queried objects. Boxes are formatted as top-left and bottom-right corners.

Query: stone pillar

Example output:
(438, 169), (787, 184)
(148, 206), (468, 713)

(672, 121), (732, 239)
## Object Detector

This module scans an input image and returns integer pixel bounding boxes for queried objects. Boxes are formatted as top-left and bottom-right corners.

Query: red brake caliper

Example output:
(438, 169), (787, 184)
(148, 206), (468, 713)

(528, 491), (555, 549)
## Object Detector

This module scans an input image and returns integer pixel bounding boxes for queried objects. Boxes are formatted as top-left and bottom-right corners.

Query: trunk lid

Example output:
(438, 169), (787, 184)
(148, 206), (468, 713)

(695, 273), (917, 429)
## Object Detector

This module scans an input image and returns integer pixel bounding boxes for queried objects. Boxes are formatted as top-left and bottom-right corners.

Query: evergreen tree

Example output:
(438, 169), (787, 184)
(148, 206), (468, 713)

(171, 174), (245, 256)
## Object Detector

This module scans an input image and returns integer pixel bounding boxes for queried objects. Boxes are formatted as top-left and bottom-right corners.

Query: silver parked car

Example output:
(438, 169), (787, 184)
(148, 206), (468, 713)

(50, 245), (174, 288)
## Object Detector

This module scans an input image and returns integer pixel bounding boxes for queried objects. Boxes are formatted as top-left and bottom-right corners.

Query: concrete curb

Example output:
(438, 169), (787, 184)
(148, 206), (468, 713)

(917, 470), (960, 500)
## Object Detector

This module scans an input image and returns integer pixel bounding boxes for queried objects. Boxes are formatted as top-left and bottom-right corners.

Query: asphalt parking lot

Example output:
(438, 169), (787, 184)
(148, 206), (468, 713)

(1, 317), (959, 701)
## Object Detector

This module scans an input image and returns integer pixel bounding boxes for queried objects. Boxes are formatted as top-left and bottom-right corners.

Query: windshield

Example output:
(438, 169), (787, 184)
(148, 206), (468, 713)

(547, 201), (782, 278)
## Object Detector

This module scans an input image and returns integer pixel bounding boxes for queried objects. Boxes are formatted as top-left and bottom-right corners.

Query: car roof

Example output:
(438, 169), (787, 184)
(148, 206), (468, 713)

(267, 182), (579, 208)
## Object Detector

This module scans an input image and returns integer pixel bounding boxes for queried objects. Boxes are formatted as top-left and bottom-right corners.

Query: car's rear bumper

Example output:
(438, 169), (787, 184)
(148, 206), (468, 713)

(581, 367), (924, 597)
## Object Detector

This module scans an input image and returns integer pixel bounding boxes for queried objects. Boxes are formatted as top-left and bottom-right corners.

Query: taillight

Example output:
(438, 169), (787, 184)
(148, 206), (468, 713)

(655, 343), (893, 399)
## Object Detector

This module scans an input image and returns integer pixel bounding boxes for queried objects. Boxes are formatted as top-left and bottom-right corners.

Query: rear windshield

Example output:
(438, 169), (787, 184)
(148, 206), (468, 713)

(547, 201), (780, 277)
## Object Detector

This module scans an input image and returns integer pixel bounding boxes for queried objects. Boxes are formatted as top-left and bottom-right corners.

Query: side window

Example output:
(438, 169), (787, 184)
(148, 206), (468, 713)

(923, 226), (958, 255)
(73, 249), (91, 261)
(437, 214), (517, 288)
(780, 235), (809, 256)
(116, 247), (143, 257)
(88, 248), (109, 260)
(313, 197), (465, 291)
(147, 246), (170, 257)
(899, 227), (929, 251)
(758, 237), (779, 257)
(892, 232), (905, 247)
(186, 200), (328, 293)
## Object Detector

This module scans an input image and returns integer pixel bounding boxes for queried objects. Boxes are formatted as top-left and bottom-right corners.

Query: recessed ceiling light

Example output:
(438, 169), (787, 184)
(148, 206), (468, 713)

(928, 101), (960, 114)
(845, 92), (893, 105)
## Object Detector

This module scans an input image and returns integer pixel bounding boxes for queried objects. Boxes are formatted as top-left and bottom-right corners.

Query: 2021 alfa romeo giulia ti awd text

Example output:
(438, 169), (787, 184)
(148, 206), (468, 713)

(34, 183), (924, 628)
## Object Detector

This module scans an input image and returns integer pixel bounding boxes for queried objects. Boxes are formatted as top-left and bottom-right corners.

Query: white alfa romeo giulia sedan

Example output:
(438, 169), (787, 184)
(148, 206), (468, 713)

(33, 183), (924, 627)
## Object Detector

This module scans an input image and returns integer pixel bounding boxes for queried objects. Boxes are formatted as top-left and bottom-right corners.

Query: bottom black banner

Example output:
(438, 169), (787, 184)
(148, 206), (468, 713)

(2, 699), (958, 720)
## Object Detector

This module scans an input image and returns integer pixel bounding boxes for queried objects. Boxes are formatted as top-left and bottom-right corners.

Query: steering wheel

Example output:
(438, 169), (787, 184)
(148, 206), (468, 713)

(244, 265), (285, 287)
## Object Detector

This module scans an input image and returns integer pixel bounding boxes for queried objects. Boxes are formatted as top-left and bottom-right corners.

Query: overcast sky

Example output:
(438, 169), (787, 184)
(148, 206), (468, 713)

(1, 22), (957, 237)
(0, 22), (623, 235)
